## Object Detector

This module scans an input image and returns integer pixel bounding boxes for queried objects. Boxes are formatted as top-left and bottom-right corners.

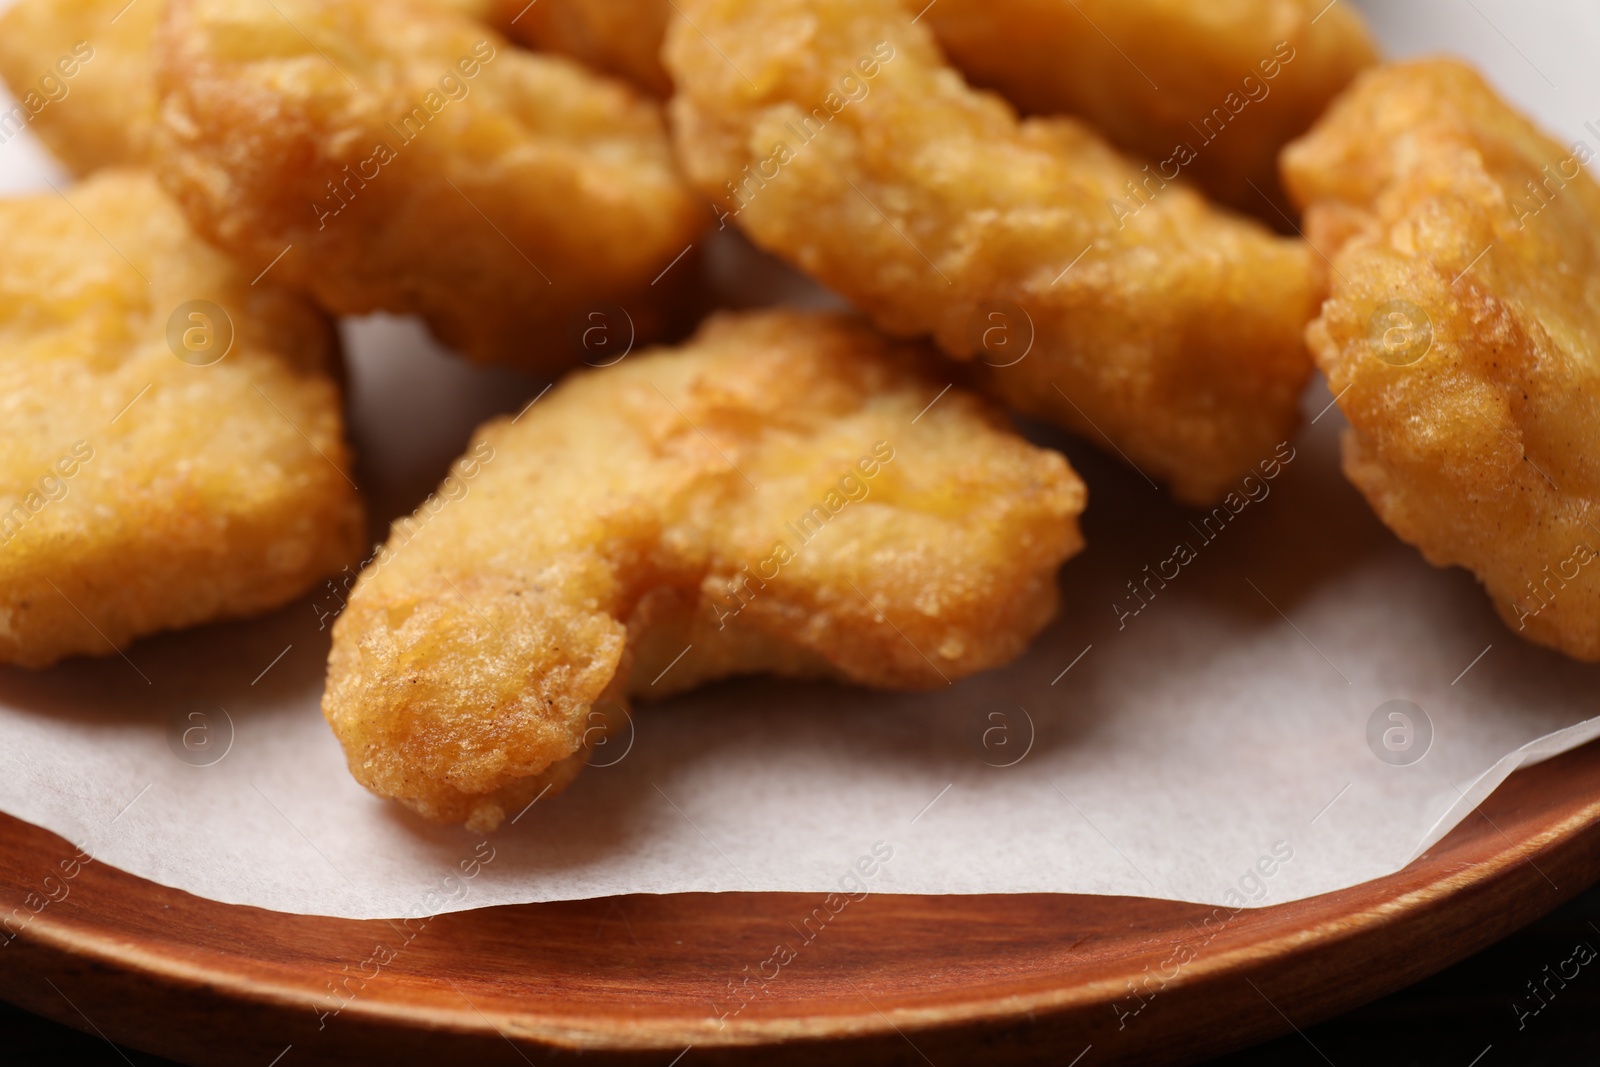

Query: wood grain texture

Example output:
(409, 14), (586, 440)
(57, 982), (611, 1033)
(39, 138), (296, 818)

(2, 739), (1599, 1067)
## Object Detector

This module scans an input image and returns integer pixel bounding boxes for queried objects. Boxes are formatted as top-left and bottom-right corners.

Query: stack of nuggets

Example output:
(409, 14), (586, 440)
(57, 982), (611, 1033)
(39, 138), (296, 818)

(6, 0), (1594, 828)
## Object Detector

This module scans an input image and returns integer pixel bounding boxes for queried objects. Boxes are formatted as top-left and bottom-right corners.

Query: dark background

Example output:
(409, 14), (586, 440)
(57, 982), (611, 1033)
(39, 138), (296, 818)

(4, 879), (1597, 1065)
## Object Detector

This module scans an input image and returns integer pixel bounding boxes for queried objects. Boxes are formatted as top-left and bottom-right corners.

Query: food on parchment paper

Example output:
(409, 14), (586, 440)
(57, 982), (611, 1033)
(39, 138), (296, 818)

(0, 170), (363, 668)
(665, 0), (1319, 506)
(920, 0), (1378, 219)
(323, 310), (1085, 829)
(153, 0), (705, 371)
(1284, 58), (1600, 661)
(0, 0), (162, 174)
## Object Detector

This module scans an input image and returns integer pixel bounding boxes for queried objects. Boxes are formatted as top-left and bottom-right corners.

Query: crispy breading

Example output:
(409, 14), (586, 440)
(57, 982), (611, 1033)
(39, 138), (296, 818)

(492, 0), (673, 96)
(0, 0), (161, 174)
(0, 0), (540, 173)
(1283, 59), (1600, 660)
(323, 310), (1085, 828)
(153, 0), (706, 370)
(921, 0), (1378, 219)
(484, 0), (1380, 207)
(0, 170), (363, 668)
(664, 0), (1318, 505)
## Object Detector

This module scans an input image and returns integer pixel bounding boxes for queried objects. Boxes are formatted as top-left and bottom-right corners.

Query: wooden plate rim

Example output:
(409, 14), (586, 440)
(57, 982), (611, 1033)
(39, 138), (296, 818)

(6, 742), (1600, 1053)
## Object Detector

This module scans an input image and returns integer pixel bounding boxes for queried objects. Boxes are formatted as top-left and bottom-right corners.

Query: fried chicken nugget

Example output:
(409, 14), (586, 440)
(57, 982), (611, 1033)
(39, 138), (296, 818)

(1283, 59), (1600, 661)
(323, 309), (1085, 828)
(491, 0), (673, 96)
(665, 0), (1318, 505)
(0, 0), (161, 174)
(477, 0), (1374, 215)
(0, 0), (528, 174)
(153, 0), (705, 370)
(0, 170), (363, 668)
(920, 0), (1378, 218)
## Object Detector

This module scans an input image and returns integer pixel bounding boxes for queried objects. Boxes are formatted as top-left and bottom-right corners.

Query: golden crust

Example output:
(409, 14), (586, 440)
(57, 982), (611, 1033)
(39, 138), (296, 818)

(664, 0), (1318, 505)
(323, 309), (1086, 828)
(0, 170), (364, 668)
(153, 0), (706, 370)
(0, 0), (162, 174)
(492, 0), (673, 96)
(0, 0), (605, 169)
(921, 0), (1377, 219)
(1283, 59), (1600, 660)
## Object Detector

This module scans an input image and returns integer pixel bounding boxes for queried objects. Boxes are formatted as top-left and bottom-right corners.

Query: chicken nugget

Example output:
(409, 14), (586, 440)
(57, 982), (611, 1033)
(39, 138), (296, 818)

(0, 0), (161, 174)
(154, 0), (705, 371)
(0, 170), (364, 668)
(665, 0), (1317, 505)
(0, 0), (525, 174)
(323, 309), (1085, 828)
(492, 0), (673, 96)
(1283, 59), (1600, 660)
(477, 0), (1375, 216)
(921, 0), (1377, 219)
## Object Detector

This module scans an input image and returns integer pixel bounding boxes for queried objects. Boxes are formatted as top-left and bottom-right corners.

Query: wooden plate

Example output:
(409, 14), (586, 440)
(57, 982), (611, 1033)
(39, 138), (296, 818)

(1, 739), (1597, 1066)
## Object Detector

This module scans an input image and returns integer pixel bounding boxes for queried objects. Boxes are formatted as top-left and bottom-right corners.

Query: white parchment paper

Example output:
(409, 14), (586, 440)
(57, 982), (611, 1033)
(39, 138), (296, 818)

(1, 0), (1597, 919)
